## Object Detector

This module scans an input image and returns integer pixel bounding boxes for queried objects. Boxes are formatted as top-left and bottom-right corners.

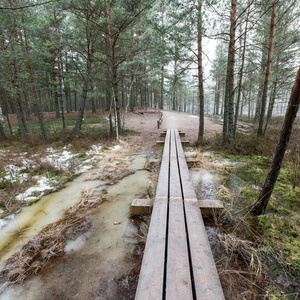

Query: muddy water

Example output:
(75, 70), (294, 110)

(0, 155), (150, 299)
(0, 170), (100, 270)
(190, 168), (221, 200)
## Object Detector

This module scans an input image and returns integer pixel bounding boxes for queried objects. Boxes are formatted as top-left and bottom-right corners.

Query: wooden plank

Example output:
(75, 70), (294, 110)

(174, 130), (225, 300)
(135, 129), (171, 300)
(135, 197), (168, 300)
(166, 129), (193, 300)
(156, 140), (165, 146)
(156, 129), (170, 198)
(174, 130), (198, 200)
(181, 140), (190, 146)
(131, 199), (224, 217)
(130, 198), (154, 216)
(184, 202), (225, 300)
(169, 130), (182, 198)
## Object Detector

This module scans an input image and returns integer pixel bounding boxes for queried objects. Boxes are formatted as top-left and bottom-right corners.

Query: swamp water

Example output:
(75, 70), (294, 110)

(0, 154), (151, 299)
(0, 150), (255, 299)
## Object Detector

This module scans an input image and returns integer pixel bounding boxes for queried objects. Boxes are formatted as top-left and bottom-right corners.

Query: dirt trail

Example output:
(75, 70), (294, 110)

(123, 109), (222, 150)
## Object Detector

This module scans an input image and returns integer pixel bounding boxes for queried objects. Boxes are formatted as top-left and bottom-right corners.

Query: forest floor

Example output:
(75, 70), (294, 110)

(0, 109), (299, 299)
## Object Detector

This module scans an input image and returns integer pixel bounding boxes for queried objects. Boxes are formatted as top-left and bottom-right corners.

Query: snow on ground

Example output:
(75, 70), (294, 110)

(112, 145), (121, 151)
(0, 143), (108, 203)
(16, 177), (58, 201)
(86, 145), (102, 155)
(0, 141), (129, 204)
(43, 147), (78, 170)
(0, 214), (15, 230)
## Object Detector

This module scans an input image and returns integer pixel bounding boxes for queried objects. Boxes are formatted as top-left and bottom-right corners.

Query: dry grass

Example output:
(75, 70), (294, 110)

(0, 188), (104, 285)
(85, 143), (136, 184)
(186, 151), (232, 174)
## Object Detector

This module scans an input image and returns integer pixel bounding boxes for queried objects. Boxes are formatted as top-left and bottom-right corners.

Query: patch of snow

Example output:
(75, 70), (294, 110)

(75, 165), (94, 174)
(86, 145), (102, 155)
(112, 145), (121, 151)
(16, 176), (58, 201)
(2, 164), (28, 183)
(21, 158), (36, 168)
(46, 147), (56, 154)
(42, 150), (77, 170)
(0, 214), (15, 230)
(189, 115), (198, 119)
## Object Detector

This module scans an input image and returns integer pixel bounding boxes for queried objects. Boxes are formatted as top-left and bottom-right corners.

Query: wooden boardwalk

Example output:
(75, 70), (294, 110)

(135, 129), (224, 300)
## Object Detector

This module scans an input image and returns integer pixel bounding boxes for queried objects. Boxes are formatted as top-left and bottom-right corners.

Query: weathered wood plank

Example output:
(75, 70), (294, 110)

(130, 199), (224, 217)
(135, 197), (168, 300)
(135, 130), (171, 300)
(156, 140), (165, 146)
(130, 198), (154, 216)
(166, 129), (193, 300)
(166, 198), (193, 300)
(160, 131), (185, 137)
(156, 129), (170, 198)
(169, 130), (182, 198)
(174, 129), (225, 300)
(198, 200), (224, 218)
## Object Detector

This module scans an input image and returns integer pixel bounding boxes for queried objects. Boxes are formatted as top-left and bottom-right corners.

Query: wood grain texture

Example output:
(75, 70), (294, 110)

(166, 197), (193, 300)
(135, 130), (171, 300)
(174, 129), (225, 300)
(156, 129), (170, 198)
(166, 130), (193, 300)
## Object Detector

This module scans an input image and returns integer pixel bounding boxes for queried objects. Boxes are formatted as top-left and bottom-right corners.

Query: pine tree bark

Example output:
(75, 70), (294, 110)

(54, 10), (66, 129)
(257, 3), (276, 137)
(252, 66), (300, 215)
(75, 41), (93, 132)
(197, 0), (204, 144)
(264, 55), (279, 135)
(233, 8), (249, 138)
(17, 25), (48, 140)
(159, 7), (165, 110)
(0, 104), (5, 138)
(223, 0), (237, 143)
(107, 5), (121, 139)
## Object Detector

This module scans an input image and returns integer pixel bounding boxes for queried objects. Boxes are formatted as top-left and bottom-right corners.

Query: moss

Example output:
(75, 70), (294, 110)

(258, 213), (300, 273)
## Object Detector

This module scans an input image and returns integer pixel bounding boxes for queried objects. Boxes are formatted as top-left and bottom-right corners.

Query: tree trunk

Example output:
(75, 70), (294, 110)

(264, 55), (279, 135)
(91, 84), (96, 113)
(54, 9), (66, 129)
(17, 25), (48, 140)
(233, 8), (249, 138)
(107, 6), (121, 139)
(254, 47), (268, 121)
(64, 52), (71, 113)
(160, 66), (164, 109)
(252, 66), (300, 215)
(257, 3), (276, 137)
(197, 0), (204, 144)
(0, 103), (5, 138)
(75, 41), (93, 132)
(223, 0), (237, 144)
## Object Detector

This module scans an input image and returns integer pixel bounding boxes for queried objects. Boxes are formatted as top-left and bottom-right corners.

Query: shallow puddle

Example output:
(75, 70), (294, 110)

(0, 154), (150, 299)
(190, 168), (221, 200)
(0, 170), (100, 270)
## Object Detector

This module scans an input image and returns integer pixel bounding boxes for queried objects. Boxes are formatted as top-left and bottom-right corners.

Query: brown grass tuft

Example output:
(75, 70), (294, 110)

(0, 188), (104, 285)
